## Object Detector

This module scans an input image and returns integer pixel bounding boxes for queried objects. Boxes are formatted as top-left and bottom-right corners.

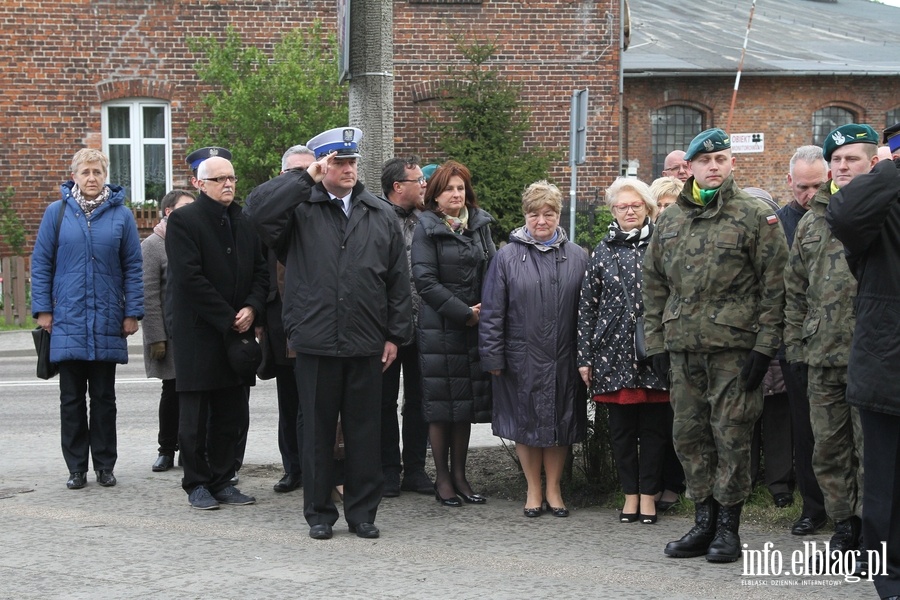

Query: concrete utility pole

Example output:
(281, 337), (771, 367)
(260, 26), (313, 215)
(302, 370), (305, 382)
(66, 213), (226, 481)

(348, 0), (393, 187)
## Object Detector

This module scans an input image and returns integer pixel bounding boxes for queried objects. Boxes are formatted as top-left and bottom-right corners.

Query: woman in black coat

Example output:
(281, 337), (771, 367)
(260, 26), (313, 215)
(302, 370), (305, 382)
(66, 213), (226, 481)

(411, 160), (496, 506)
(577, 177), (669, 524)
(479, 181), (588, 517)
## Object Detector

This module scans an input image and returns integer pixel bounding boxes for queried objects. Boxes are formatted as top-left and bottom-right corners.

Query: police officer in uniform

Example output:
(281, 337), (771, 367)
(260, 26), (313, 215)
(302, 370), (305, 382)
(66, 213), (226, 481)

(783, 124), (878, 561)
(643, 128), (789, 563)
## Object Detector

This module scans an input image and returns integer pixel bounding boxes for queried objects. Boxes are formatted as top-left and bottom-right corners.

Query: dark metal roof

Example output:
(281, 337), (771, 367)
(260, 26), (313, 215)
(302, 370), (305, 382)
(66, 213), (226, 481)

(624, 0), (900, 76)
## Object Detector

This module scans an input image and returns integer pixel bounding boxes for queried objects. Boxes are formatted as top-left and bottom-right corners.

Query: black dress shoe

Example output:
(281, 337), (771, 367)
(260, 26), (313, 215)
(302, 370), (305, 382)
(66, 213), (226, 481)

(382, 471), (401, 498)
(229, 473), (239, 486)
(434, 487), (462, 507)
(66, 472), (87, 489)
(548, 506), (570, 518)
(152, 454), (174, 472)
(349, 523), (380, 539)
(773, 492), (794, 508)
(656, 499), (677, 512)
(639, 512), (657, 524)
(791, 515), (827, 536)
(95, 470), (117, 487)
(619, 511), (639, 523)
(309, 524), (333, 540)
(524, 506), (542, 518)
(453, 486), (486, 504)
(400, 470), (434, 494)
(273, 472), (302, 493)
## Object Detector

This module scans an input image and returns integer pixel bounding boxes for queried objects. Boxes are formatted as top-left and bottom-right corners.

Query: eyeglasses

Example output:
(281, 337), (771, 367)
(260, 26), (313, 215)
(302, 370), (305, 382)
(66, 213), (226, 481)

(202, 175), (238, 184)
(612, 203), (646, 214)
(662, 164), (689, 173)
(397, 176), (427, 185)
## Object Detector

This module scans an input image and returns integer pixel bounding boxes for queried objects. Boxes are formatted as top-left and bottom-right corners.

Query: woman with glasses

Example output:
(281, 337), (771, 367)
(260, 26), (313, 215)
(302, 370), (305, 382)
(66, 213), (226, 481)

(31, 148), (144, 490)
(576, 177), (669, 524)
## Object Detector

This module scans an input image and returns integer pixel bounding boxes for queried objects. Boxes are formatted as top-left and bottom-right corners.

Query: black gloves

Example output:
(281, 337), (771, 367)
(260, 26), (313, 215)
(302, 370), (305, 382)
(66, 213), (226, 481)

(741, 350), (770, 391)
(650, 352), (671, 383)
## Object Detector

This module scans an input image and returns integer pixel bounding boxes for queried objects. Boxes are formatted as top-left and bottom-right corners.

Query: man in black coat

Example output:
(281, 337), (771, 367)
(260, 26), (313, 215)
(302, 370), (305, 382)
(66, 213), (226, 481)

(166, 156), (268, 510)
(245, 127), (411, 540)
(827, 127), (900, 598)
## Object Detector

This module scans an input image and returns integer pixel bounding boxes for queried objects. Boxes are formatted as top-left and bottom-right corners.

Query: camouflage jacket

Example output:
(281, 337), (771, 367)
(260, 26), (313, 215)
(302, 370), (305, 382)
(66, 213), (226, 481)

(642, 174), (788, 356)
(783, 183), (855, 367)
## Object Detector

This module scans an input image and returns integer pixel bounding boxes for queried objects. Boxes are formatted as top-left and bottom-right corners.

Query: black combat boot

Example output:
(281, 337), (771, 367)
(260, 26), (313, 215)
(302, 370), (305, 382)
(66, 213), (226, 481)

(706, 501), (743, 563)
(664, 498), (718, 558)
(830, 516), (861, 552)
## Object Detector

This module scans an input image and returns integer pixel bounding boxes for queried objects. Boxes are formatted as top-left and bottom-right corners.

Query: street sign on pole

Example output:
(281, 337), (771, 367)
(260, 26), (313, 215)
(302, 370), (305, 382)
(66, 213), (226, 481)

(569, 88), (588, 241)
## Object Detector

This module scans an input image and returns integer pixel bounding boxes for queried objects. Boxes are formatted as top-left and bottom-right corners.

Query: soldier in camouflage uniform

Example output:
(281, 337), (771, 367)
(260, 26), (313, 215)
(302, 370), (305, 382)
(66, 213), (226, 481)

(642, 128), (789, 563)
(783, 123), (879, 557)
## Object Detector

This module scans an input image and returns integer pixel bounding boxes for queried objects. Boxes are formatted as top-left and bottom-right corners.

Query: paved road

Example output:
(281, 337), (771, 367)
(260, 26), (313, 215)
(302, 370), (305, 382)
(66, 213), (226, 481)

(0, 330), (876, 599)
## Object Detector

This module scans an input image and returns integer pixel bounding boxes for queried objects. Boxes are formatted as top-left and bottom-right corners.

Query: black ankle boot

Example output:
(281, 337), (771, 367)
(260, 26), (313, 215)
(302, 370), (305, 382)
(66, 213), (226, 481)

(830, 516), (861, 552)
(706, 501), (743, 562)
(664, 498), (718, 558)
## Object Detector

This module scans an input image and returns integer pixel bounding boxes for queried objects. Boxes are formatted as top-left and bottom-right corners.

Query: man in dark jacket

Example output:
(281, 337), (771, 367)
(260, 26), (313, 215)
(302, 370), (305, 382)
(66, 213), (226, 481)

(776, 145), (828, 536)
(827, 124), (900, 599)
(166, 156), (268, 510)
(244, 127), (412, 540)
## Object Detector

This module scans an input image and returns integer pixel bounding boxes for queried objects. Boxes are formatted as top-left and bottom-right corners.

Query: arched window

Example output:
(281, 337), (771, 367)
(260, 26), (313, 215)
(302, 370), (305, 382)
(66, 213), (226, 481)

(812, 106), (856, 146)
(102, 99), (171, 206)
(651, 105), (704, 178)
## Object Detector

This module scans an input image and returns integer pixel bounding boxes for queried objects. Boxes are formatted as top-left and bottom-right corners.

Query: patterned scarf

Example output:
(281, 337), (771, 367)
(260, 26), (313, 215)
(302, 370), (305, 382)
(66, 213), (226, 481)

(691, 180), (719, 206)
(72, 184), (111, 217)
(607, 216), (654, 244)
(442, 205), (469, 234)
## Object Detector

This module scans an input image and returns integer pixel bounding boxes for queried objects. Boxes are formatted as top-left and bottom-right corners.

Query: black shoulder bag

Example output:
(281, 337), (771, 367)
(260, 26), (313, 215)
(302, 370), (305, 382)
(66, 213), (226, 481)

(32, 202), (65, 380)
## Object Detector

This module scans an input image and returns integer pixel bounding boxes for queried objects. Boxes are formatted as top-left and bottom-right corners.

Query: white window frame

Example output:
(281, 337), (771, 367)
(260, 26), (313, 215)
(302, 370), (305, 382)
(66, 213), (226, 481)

(101, 99), (172, 206)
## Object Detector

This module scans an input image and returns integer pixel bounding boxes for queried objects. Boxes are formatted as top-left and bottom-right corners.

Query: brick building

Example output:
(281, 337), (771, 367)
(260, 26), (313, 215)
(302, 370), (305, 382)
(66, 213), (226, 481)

(623, 0), (900, 198)
(0, 0), (623, 255)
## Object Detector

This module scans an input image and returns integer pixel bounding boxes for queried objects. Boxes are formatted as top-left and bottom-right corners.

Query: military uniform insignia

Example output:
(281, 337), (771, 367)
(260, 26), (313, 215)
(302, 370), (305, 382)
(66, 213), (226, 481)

(766, 214), (778, 225)
(703, 139), (715, 152)
(831, 131), (846, 146)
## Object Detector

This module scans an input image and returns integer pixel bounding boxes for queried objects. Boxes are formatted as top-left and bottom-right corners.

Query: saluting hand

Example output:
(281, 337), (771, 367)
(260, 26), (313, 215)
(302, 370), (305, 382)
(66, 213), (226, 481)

(307, 151), (337, 184)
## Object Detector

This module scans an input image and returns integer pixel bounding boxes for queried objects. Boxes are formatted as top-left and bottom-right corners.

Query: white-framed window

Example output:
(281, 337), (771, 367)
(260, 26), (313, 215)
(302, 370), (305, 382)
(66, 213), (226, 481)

(102, 99), (171, 206)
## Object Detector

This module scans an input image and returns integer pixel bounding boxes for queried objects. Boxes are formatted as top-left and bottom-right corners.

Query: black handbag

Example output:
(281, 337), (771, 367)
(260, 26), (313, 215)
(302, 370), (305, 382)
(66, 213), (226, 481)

(33, 202), (65, 379)
(32, 326), (58, 380)
(613, 252), (648, 362)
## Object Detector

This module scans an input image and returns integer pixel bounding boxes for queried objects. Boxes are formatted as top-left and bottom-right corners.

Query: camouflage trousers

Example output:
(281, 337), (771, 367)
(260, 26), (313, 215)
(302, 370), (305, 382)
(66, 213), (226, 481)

(808, 366), (863, 521)
(669, 349), (763, 506)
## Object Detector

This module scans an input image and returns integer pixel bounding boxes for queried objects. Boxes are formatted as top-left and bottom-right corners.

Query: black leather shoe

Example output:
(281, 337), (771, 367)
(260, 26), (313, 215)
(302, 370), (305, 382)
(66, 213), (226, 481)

(639, 512), (657, 524)
(435, 487), (462, 507)
(66, 472), (87, 489)
(309, 524), (333, 540)
(229, 473), (239, 486)
(95, 470), (117, 487)
(524, 506), (542, 518)
(453, 486), (486, 504)
(619, 511), (639, 523)
(349, 523), (380, 539)
(791, 515), (827, 536)
(549, 506), (570, 518)
(273, 472), (302, 493)
(665, 498), (718, 558)
(152, 454), (174, 472)
(382, 471), (401, 498)
(773, 492), (794, 508)
(400, 470), (434, 494)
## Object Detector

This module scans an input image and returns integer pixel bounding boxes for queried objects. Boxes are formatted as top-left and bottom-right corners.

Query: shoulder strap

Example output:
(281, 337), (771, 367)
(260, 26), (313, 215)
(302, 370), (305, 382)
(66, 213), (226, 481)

(51, 201), (65, 281)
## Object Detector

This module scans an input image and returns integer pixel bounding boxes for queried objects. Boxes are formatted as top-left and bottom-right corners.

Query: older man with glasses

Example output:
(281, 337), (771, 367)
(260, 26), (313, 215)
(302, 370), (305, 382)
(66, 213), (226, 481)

(661, 149), (691, 183)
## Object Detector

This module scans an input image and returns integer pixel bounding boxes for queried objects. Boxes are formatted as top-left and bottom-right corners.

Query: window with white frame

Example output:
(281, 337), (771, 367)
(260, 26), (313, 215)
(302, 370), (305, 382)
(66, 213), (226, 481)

(102, 100), (171, 206)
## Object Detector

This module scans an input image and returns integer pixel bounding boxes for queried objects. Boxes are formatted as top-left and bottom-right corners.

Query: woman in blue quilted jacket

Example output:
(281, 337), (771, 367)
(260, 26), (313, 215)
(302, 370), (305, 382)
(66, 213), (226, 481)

(31, 148), (143, 490)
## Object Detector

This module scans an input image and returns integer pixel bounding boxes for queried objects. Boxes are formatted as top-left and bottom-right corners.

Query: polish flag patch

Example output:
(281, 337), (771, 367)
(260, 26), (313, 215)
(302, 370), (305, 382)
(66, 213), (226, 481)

(766, 214), (778, 225)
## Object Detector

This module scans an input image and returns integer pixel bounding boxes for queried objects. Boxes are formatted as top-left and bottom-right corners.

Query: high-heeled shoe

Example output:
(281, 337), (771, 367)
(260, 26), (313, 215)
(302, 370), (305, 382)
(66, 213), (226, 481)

(640, 512), (658, 524)
(547, 506), (569, 518)
(619, 511), (639, 523)
(453, 485), (486, 504)
(435, 486), (462, 507)
(523, 506), (542, 518)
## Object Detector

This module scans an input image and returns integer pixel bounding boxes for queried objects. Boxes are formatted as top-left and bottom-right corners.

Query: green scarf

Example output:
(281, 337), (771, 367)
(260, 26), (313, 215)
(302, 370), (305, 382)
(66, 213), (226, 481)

(691, 180), (719, 206)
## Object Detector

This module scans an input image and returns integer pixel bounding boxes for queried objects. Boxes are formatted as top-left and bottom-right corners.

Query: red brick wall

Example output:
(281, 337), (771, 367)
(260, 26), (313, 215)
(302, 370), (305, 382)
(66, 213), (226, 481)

(625, 75), (900, 202)
(0, 0), (623, 255)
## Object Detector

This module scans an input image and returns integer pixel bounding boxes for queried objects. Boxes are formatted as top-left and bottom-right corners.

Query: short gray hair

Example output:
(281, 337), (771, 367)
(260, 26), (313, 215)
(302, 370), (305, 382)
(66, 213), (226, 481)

(70, 148), (109, 176)
(281, 145), (315, 171)
(605, 177), (657, 219)
(789, 145), (827, 176)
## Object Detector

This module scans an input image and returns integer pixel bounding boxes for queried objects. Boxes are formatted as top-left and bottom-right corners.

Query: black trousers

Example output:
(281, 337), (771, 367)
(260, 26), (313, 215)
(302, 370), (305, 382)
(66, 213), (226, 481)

(296, 353), (382, 528)
(780, 359), (826, 520)
(751, 392), (795, 496)
(157, 378), (179, 456)
(58, 360), (117, 473)
(179, 385), (244, 495)
(233, 386), (250, 471)
(275, 364), (303, 476)
(380, 343), (428, 476)
(860, 408), (900, 598)
(607, 402), (669, 496)
(660, 403), (686, 494)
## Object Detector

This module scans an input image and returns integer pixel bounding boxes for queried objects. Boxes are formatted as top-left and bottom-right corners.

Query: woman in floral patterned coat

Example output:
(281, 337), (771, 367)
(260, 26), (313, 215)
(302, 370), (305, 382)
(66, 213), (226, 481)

(577, 177), (668, 524)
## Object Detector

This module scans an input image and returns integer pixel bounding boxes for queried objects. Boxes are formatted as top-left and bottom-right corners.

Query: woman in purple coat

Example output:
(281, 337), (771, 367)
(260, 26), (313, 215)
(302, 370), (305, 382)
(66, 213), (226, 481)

(480, 181), (588, 517)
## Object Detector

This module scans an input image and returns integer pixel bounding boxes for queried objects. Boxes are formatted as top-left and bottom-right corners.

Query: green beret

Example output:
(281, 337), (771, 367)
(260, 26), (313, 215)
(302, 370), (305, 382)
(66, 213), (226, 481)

(822, 124), (878, 161)
(422, 164), (438, 182)
(684, 128), (731, 161)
